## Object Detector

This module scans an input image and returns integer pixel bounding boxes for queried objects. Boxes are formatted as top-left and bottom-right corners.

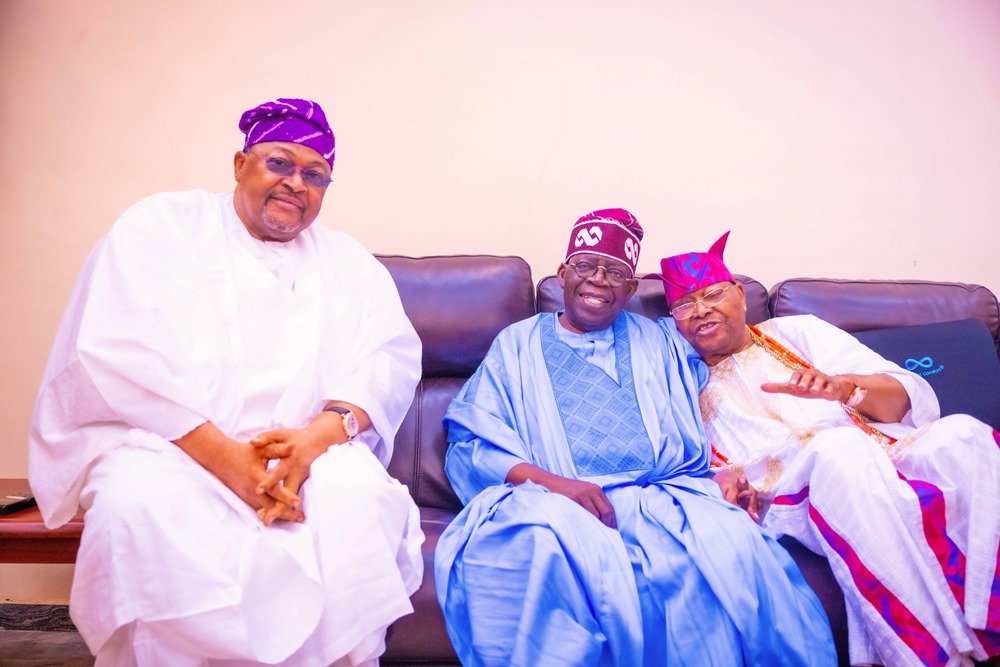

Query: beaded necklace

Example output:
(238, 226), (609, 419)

(745, 324), (895, 446)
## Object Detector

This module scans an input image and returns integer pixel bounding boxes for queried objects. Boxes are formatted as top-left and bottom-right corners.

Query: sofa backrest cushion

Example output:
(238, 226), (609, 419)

(853, 318), (1000, 430)
(377, 255), (536, 377)
(387, 377), (465, 511)
(535, 273), (769, 324)
(769, 279), (1000, 355)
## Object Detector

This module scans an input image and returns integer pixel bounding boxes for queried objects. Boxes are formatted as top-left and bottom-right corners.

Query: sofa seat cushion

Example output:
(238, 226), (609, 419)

(383, 506), (460, 665)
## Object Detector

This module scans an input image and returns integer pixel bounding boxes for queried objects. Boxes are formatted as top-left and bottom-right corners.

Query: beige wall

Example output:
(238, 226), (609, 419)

(2, 0), (999, 601)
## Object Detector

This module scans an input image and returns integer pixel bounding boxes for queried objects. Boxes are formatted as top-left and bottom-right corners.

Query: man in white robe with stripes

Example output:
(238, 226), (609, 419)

(659, 232), (1000, 667)
(29, 98), (424, 666)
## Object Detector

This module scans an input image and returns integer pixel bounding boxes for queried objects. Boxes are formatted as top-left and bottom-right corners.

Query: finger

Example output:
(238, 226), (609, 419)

(255, 461), (289, 495)
(251, 429), (291, 447)
(739, 489), (761, 523)
(268, 503), (304, 524)
(256, 442), (292, 459)
(261, 501), (304, 526)
(819, 384), (841, 401)
(270, 471), (306, 510)
(266, 482), (302, 509)
(722, 485), (738, 505)
(736, 493), (756, 521)
(811, 375), (833, 394)
(593, 493), (618, 530)
(575, 491), (615, 529)
(282, 472), (306, 499)
(255, 465), (304, 511)
(256, 498), (277, 524)
(761, 381), (825, 399)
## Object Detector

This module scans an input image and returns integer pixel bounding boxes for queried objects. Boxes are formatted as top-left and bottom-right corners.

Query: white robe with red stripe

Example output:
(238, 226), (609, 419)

(700, 315), (1000, 667)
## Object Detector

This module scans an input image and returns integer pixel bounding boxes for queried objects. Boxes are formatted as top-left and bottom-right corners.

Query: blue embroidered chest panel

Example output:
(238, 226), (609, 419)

(540, 313), (655, 477)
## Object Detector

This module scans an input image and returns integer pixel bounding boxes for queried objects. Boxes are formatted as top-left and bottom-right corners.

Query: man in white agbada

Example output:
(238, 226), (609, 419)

(29, 98), (425, 666)
(657, 232), (1000, 667)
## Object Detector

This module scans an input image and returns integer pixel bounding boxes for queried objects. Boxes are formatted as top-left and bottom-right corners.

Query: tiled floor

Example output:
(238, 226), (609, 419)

(0, 604), (94, 666)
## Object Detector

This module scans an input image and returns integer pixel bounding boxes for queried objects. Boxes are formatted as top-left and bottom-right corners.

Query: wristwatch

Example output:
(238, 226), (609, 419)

(323, 405), (360, 440)
(845, 385), (867, 408)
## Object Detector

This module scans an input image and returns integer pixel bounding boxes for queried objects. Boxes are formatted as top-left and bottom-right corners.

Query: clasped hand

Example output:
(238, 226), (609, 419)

(712, 466), (761, 523)
(249, 425), (333, 525)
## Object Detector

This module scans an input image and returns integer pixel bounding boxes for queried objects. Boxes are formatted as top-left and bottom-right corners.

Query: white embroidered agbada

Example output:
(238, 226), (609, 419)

(696, 314), (1000, 667)
(29, 190), (425, 666)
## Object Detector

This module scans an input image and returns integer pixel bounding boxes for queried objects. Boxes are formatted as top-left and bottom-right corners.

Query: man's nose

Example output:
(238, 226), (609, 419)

(283, 168), (307, 192)
(691, 299), (712, 317)
(588, 266), (610, 285)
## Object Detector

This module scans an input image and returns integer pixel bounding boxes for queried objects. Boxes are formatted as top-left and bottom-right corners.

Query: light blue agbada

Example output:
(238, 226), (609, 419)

(435, 311), (836, 666)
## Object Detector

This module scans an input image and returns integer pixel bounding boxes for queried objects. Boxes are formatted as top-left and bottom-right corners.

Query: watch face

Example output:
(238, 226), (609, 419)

(325, 405), (360, 438)
(848, 387), (867, 408)
(344, 412), (360, 438)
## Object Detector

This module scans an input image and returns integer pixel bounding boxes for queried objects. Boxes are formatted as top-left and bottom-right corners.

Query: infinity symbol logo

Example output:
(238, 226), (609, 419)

(575, 226), (604, 247)
(905, 357), (934, 371)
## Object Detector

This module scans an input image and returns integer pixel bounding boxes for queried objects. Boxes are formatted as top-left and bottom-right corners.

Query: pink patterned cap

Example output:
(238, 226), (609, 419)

(565, 208), (643, 273)
(239, 98), (336, 168)
(656, 231), (734, 304)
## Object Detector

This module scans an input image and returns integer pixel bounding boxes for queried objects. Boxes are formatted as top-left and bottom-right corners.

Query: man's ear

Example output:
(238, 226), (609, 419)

(734, 281), (746, 306)
(233, 151), (248, 182)
(556, 263), (568, 288)
(623, 278), (639, 301)
(734, 281), (750, 322)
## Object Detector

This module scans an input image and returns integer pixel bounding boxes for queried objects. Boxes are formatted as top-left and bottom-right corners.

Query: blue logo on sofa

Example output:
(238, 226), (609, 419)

(905, 356), (944, 376)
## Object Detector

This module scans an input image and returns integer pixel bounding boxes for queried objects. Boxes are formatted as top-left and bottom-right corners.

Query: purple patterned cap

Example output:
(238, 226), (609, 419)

(656, 231), (734, 304)
(566, 208), (644, 273)
(239, 98), (336, 168)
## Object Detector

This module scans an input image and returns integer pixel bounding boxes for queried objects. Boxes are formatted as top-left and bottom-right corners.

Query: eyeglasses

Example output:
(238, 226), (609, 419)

(566, 261), (633, 288)
(246, 152), (332, 189)
(670, 283), (733, 320)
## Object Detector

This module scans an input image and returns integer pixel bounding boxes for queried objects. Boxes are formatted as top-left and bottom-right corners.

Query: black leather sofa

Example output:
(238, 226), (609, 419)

(376, 254), (1000, 666)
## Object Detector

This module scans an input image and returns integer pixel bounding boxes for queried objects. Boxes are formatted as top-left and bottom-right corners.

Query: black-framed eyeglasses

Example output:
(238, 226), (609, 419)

(245, 152), (332, 189)
(670, 283), (733, 320)
(567, 261), (634, 288)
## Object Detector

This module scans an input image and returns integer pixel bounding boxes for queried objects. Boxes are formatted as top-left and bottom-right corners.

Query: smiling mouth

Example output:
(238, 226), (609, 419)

(695, 321), (720, 334)
(580, 293), (610, 305)
(269, 195), (303, 211)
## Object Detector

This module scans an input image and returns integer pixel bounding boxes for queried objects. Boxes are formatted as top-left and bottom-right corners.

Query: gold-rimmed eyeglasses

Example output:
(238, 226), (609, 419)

(566, 261), (634, 288)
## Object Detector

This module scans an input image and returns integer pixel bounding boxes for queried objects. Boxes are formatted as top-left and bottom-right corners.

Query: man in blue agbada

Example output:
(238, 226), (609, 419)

(434, 208), (837, 666)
